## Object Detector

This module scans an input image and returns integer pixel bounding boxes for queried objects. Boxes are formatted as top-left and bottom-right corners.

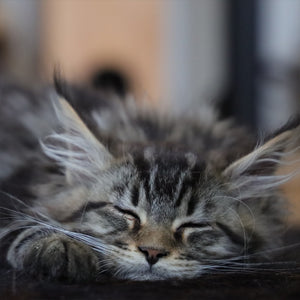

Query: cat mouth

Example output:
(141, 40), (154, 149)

(112, 263), (168, 280)
(126, 264), (179, 281)
(130, 263), (202, 281)
(113, 259), (199, 280)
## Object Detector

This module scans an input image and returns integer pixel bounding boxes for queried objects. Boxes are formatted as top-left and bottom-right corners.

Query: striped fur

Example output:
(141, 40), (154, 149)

(0, 80), (299, 281)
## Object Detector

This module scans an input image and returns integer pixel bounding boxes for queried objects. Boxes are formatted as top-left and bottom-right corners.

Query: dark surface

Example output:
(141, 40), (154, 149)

(1, 270), (300, 300)
(1, 229), (300, 300)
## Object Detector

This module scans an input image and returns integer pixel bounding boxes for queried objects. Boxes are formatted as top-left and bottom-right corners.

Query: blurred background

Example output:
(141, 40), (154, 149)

(1, 0), (300, 225)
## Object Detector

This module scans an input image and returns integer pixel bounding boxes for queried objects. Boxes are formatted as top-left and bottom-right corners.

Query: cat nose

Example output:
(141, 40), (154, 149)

(138, 246), (168, 265)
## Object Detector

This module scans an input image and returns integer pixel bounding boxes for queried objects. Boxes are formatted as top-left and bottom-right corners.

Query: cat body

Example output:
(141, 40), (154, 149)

(0, 79), (298, 281)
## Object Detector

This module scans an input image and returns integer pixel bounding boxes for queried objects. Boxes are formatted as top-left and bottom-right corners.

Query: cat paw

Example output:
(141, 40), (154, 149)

(20, 234), (99, 282)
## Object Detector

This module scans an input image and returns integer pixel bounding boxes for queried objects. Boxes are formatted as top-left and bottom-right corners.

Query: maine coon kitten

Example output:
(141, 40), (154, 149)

(0, 79), (299, 282)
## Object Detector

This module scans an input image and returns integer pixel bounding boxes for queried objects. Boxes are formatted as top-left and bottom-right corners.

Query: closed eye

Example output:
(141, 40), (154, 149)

(113, 205), (141, 224)
(176, 222), (212, 232)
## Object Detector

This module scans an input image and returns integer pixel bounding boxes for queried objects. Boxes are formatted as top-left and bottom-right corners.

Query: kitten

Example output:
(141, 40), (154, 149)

(0, 79), (299, 282)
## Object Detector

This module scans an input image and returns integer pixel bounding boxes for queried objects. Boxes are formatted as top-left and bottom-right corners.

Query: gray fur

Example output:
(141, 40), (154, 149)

(0, 81), (299, 281)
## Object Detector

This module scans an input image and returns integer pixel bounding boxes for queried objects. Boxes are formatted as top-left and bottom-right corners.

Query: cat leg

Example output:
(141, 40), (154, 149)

(6, 227), (99, 282)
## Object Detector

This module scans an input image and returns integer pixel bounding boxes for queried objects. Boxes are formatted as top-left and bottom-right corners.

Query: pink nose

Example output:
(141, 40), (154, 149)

(138, 246), (168, 265)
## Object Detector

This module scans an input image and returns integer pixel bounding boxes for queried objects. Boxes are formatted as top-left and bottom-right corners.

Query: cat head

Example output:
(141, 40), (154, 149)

(40, 97), (299, 280)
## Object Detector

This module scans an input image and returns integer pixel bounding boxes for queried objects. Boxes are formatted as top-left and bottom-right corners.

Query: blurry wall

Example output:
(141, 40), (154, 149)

(40, 0), (162, 102)
(163, 0), (228, 111)
(257, 0), (300, 132)
(0, 0), (228, 107)
(0, 0), (39, 82)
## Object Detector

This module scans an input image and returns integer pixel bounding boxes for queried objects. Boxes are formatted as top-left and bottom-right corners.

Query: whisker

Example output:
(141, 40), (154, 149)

(0, 207), (116, 255)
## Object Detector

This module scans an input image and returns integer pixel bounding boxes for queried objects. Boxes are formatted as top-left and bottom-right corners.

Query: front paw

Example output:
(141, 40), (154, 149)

(19, 234), (99, 282)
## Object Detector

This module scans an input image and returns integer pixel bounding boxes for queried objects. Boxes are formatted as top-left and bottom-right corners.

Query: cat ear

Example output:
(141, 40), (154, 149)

(222, 121), (300, 198)
(42, 96), (113, 184)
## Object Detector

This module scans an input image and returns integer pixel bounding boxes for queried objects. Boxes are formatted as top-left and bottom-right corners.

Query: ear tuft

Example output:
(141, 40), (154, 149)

(41, 96), (113, 184)
(223, 123), (300, 199)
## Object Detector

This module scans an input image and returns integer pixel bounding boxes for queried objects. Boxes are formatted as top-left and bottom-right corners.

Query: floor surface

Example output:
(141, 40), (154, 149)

(1, 229), (300, 300)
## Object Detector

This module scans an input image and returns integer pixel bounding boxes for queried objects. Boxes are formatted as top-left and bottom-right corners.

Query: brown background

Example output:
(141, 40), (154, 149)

(40, 0), (163, 102)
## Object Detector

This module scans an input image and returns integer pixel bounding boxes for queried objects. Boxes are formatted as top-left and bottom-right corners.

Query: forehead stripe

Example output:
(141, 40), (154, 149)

(176, 164), (202, 207)
(175, 181), (188, 207)
(186, 193), (199, 216)
(131, 184), (140, 206)
(134, 156), (151, 202)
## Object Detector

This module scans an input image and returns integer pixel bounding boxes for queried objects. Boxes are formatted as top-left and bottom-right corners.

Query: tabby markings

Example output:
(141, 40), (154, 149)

(63, 201), (108, 222)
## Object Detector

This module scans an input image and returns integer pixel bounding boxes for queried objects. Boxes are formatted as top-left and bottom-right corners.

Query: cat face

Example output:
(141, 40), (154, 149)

(56, 153), (244, 280)
(39, 97), (298, 280)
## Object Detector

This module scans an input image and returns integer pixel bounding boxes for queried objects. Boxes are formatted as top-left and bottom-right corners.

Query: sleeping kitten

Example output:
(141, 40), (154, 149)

(0, 79), (299, 282)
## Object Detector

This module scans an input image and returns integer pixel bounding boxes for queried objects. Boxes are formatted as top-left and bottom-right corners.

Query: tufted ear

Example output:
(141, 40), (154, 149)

(223, 121), (300, 199)
(42, 97), (113, 184)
